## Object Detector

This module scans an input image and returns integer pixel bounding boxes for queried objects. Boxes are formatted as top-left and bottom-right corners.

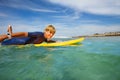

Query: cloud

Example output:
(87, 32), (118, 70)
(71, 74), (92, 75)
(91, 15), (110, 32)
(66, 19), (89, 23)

(76, 24), (120, 34)
(48, 0), (120, 16)
(53, 12), (80, 22)
(0, 0), (57, 13)
(0, 16), (48, 34)
(53, 23), (120, 37)
(0, 13), (8, 17)
(29, 8), (57, 13)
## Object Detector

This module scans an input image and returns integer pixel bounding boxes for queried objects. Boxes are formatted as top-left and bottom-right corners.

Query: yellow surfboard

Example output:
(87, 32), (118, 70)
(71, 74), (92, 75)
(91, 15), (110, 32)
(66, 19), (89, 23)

(34, 37), (84, 47)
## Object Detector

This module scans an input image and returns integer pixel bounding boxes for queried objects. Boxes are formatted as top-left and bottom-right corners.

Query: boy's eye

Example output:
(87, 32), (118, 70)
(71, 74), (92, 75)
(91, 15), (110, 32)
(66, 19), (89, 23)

(46, 29), (53, 33)
(46, 29), (49, 31)
(50, 31), (53, 34)
(47, 31), (53, 34)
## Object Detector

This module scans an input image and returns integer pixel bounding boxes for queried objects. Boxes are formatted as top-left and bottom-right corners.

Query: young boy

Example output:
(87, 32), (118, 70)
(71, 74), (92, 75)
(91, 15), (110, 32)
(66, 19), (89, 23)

(0, 25), (56, 45)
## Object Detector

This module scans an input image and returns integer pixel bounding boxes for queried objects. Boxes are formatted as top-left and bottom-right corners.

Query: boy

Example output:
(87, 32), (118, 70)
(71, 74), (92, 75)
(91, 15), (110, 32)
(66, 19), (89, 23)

(0, 25), (56, 45)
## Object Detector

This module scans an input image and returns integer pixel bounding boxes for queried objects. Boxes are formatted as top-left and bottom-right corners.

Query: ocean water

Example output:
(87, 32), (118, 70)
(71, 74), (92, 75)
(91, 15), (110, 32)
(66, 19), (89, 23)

(0, 37), (120, 80)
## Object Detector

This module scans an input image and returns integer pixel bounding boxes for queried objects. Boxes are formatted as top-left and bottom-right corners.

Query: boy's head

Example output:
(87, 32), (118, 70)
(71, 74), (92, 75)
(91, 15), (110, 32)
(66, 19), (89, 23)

(44, 25), (56, 39)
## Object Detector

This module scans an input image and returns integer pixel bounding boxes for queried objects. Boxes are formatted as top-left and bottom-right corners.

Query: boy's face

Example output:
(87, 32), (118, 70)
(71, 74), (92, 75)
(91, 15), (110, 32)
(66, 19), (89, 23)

(44, 30), (54, 39)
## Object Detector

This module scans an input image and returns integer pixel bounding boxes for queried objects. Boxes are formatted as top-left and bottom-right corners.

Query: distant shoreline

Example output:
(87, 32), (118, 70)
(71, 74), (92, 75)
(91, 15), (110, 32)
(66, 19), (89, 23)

(73, 31), (120, 38)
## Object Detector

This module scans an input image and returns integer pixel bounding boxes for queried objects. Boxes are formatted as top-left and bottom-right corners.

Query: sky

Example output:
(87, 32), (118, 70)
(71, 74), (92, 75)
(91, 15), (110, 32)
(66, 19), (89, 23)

(0, 0), (120, 37)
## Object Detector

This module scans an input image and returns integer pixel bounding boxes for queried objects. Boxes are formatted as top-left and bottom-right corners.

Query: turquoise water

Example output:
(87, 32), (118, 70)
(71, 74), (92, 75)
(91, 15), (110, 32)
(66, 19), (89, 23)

(0, 37), (120, 80)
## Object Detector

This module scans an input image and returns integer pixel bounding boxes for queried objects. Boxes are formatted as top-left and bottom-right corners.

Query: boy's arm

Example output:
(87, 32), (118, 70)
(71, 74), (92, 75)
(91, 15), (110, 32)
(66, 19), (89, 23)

(46, 40), (56, 43)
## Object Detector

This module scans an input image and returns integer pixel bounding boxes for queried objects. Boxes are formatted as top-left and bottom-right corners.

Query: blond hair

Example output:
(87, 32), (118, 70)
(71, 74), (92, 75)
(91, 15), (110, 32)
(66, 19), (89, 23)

(44, 25), (56, 34)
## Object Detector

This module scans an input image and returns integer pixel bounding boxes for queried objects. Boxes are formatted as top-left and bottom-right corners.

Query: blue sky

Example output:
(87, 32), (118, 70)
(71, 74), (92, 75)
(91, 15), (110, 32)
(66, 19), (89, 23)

(0, 0), (120, 37)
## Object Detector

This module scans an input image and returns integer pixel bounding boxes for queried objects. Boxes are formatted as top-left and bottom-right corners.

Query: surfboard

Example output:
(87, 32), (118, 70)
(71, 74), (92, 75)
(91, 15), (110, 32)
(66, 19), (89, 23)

(34, 37), (84, 47)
